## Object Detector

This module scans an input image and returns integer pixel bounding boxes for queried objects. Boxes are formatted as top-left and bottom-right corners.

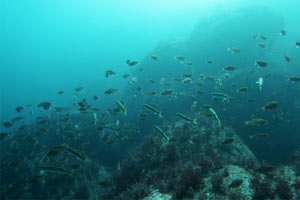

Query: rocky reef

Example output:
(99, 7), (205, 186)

(99, 116), (300, 200)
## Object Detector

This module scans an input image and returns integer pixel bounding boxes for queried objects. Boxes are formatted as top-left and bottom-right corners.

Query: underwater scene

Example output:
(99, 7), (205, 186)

(1, 0), (300, 199)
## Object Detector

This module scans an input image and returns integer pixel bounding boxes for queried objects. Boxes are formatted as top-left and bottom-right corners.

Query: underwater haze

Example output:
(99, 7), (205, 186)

(1, 0), (300, 199)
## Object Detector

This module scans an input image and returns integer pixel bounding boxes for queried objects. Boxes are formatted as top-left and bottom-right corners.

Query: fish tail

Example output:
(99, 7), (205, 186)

(192, 118), (197, 125)
(158, 112), (163, 118)
(218, 120), (221, 127)
(165, 137), (170, 143)
(69, 169), (74, 176)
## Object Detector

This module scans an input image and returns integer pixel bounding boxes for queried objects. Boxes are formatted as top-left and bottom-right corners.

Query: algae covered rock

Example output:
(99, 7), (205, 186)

(143, 190), (173, 200)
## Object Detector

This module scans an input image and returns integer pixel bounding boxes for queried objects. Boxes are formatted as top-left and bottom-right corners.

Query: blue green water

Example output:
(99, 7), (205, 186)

(1, 1), (300, 199)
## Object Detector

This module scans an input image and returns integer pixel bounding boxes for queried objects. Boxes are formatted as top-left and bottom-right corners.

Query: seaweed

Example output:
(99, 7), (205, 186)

(211, 174), (226, 195)
(252, 180), (275, 200)
(73, 184), (90, 200)
(275, 179), (292, 200)
(228, 191), (246, 200)
(175, 166), (204, 199)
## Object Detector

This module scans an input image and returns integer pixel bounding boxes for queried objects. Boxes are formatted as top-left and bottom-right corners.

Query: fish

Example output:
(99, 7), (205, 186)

(209, 108), (221, 127)
(153, 125), (170, 142)
(249, 133), (269, 139)
(146, 79), (156, 84)
(10, 147), (20, 154)
(257, 43), (266, 48)
(216, 78), (223, 87)
(58, 91), (64, 95)
(93, 95), (98, 101)
(222, 138), (235, 145)
(11, 117), (24, 123)
(237, 87), (248, 93)
(255, 60), (268, 67)
(247, 99), (256, 103)
(289, 76), (300, 82)
(284, 55), (291, 62)
(211, 92), (229, 102)
(93, 113), (98, 125)
(105, 70), (116, 78)
(55, 107), (64, 112)
(259, 34), (268, 40)
(182, 73), (192, 78)
(279, 29), (287, 36)
(16, 106), (24, 112)
(254, 165), (276, 174)
(46, 145), (68, 158)
(262, 101), (279, 111)
(296, 41), (300, 48)
(245, 118), (268, 126)
(126, 60), (139, 66)
(150, 55), (159, 61)
(104, 89), (119, 94)
(204, 76), (216, 81)
(256, 77), (263, 91)
(38, 165), (73, 176)
(175, 56), (185, 61)
(253, 34), (259, 39)
(191, 101), (197, 112)
(197, 90), (204, 95)
(223, 66), (236, 71)
(229, 179), (243, 188)
(79, 142), (90, 150)
(116, 100), (127, 116)
(182, 78), (192, 84)
(19, 125), (27, 130)
(161, 89), (173, 96)
(144, 91), (156, 96)
(183, 61), (192, 66)
(211, 92), (228, 98)
(8, 159), (24, 167)
(130, 77), (138, 84)
(98, 180), (114, 188)
(0, 132), (8, 141)
(207, 60), (213, 64)
(2, 122), (13, 128)
(227, 47), (240, 53)
(123, 74), (130, 79)
(103, 124), (120, 135)
(66, 147), (88, 164)
(37, 102), (51, 110)
(202, 104), (213, 109)
(176, 113), (197, 125)
(195, 82), (203, 87)
(143, 104), (163, 118)
(74, 87), (84, 92)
